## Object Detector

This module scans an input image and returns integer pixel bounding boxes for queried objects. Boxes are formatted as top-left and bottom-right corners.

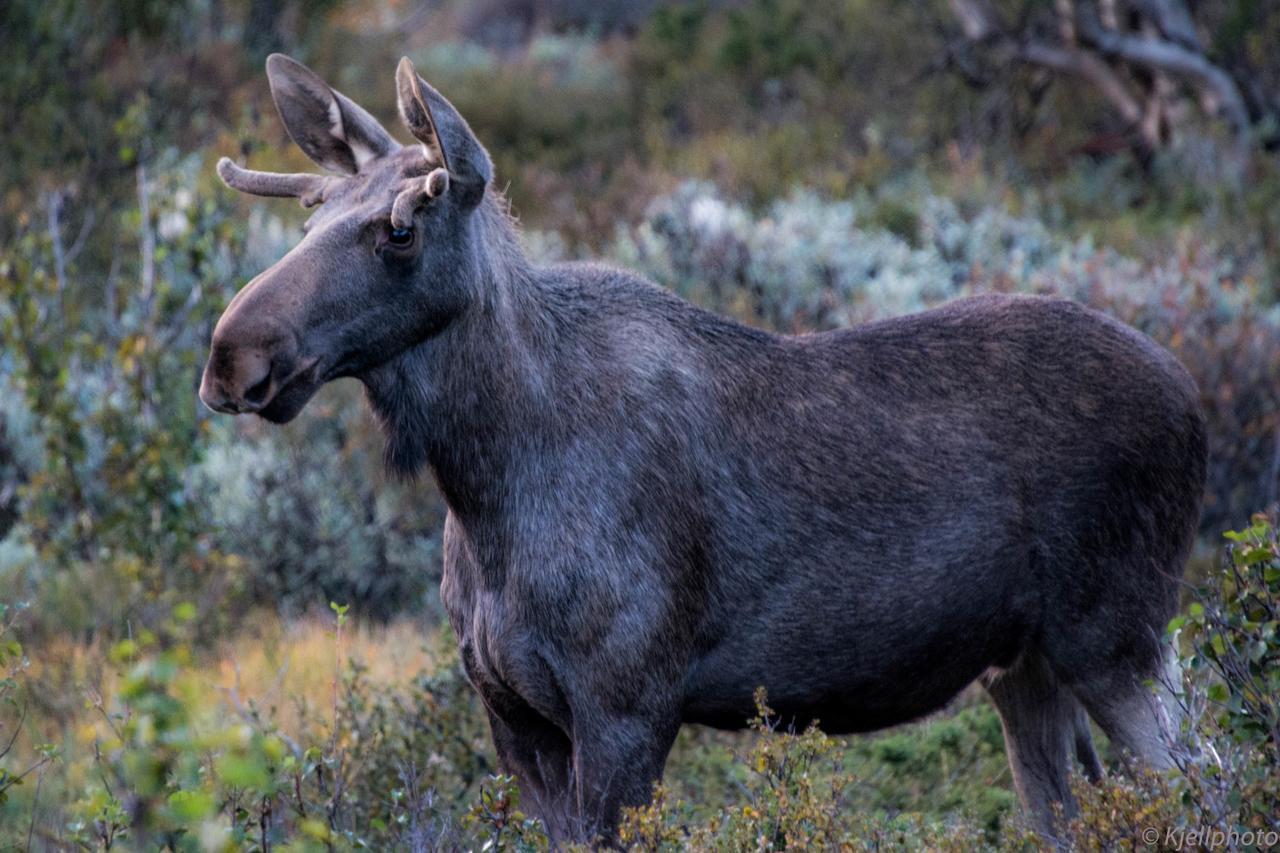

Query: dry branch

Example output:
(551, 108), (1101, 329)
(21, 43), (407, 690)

(947, 0), (1256, 173)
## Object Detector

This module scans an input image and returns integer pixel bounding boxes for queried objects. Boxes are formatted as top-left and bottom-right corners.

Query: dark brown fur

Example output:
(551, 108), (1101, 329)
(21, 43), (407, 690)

(202, 56), (1208, 842)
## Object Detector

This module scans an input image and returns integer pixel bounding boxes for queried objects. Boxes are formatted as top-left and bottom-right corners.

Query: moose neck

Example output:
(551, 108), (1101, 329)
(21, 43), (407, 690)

(362, 194), (546, 517)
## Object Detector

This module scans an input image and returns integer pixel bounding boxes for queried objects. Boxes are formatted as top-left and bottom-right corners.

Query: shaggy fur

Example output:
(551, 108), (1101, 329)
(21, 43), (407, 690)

(202, 56), (1209, 842)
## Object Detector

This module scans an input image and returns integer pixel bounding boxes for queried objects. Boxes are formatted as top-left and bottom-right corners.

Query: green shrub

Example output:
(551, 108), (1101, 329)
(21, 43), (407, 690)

(54, 606), (505, 851)
(1066, 513), (1280, 848)
(620, 689), (1004, 851)
(1173, 513), (1280, 833)
(0, 162), (451, 636)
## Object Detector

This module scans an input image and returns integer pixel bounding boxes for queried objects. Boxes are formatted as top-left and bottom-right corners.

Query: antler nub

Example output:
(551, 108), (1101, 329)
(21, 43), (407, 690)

(390, 167), (450, 229)
(217, 157), (329, 207)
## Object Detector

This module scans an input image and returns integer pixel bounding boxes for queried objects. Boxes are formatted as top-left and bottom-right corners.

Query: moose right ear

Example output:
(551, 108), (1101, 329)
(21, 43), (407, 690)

(266, 54), (398, 175)
(396, 57), (493, 207)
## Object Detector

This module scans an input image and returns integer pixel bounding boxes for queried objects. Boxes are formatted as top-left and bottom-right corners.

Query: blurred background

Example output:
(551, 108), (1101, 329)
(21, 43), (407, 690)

(1, 0), (1278, 848)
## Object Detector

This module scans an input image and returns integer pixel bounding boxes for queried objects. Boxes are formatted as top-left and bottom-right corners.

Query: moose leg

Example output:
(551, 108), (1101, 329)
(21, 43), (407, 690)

(1073, 705), (1105, 784)
(569, 714), (681, 843)
(1067, 652), (1185, 772)
(982, 653), (1084, 840)
(485, 708), (576, 841)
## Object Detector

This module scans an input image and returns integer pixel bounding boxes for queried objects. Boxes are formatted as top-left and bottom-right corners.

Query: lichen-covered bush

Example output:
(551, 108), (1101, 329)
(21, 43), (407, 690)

(198, 394), (445, 622)
(614, 183), (955, 329)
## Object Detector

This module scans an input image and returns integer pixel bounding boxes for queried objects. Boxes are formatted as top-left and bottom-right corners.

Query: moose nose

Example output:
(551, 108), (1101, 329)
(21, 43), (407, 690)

(199, 346), (277, 414)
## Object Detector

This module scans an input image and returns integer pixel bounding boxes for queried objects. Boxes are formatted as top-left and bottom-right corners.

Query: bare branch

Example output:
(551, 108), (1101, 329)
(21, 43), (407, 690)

(44, 190), (66, 295)
(948, 0), (996, 40)
(948, 0), (1146, 135)
(64, 206), (96, 267)
(1131, 0), (1202, 51)
(1017, 40), (1145, 128)
(0, 701), (28, 761)
(1079, 22), (1251, 138)
(1054, 0), (1076, 46)
(947, 0), (1254, 172)
(137, 162), (155, 315)
(1099, 0), (1118, 31)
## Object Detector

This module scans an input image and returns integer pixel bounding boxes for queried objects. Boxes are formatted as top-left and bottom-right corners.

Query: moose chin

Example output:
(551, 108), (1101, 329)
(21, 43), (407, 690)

(201, 53), (1208, 844)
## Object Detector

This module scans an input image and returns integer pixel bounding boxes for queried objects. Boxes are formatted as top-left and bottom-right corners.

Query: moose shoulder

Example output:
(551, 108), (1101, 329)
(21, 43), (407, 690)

(203, 55), (1208, 844)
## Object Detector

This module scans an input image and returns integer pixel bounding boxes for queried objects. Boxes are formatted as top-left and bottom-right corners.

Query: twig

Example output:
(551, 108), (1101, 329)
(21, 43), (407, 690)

(64, 206), (96, 266)
(45, 190), (66, 296)
(25, 760), (46, 852)
(219, 664), (303, 759)
(137, 161), (156, 319)
(0, 702), (28, 761)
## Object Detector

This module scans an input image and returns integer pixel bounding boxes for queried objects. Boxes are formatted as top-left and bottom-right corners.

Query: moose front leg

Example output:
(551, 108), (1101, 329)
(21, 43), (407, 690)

(485, 708), (577, 842)
(570, 713), (682, 843)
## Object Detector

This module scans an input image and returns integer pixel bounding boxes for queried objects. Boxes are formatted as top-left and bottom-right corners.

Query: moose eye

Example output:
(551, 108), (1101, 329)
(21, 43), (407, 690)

(387, 227), (414, 248)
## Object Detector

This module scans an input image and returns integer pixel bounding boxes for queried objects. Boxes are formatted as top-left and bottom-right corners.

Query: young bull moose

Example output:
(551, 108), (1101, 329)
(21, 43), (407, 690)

(202, 55), (1208, 842)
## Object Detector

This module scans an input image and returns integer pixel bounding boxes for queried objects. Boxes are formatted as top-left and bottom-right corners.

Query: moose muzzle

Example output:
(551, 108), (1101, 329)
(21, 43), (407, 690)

(199, 342), (279, 414)
(198, 269), (314, 417)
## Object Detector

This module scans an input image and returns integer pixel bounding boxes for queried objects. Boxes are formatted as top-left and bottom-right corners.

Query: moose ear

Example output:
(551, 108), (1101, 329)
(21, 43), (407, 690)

(396, 57), (493, 207)
(266, 54), (398, 175)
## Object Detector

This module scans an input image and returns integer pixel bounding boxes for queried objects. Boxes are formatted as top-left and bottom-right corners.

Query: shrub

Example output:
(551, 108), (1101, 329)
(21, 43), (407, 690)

(0, 166), (451, 636)
(620, 689), (1002, 851)
(1172, 513), (1280, 834)
(1066, 512), (1280, 849)
(410, 34), (650, 246)
(614, 182), (955, 330)
(197, 391), (446, 622)
(2, 514), (1277, 849)
(0, 153), (250, 642)
(55, 607), (505, 851)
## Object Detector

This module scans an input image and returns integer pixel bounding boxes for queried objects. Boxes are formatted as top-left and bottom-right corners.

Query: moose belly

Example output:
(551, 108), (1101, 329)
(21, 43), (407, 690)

(680, 561), (1031, 734)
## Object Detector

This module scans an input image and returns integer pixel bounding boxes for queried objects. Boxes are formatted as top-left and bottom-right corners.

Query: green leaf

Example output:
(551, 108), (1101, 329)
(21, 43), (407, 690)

(216, 754), (269, 790)
(168, 789), (215, 822)
(109, 639), (139, 663)
(1239, 546), (1273, 566)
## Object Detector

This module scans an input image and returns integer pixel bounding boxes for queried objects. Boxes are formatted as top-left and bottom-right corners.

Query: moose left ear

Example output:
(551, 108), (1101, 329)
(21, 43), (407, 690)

(395, 57), (493, 207)
(267, 54), (398, 175)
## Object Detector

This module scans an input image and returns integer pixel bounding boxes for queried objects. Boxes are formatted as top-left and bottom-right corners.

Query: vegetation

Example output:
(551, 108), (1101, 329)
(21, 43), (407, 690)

(2, 0), (1278, 848)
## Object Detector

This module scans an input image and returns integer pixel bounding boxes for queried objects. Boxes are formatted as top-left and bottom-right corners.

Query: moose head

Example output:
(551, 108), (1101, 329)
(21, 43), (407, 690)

(199, 55), (494, 422)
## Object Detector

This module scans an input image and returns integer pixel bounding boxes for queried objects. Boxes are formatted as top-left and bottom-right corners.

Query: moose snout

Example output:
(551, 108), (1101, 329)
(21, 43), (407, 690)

(199, 343), (285, 414)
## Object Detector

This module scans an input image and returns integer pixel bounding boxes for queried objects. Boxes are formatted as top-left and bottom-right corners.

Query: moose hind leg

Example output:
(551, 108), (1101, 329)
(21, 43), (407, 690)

(1073, 704), (1105, 784)
(983, 654), (1085, 840)
(1068, 651), (1185, 772)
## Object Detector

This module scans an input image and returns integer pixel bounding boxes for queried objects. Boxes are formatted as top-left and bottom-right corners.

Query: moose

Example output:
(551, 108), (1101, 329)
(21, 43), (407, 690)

(201, 54), (1208, 842)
